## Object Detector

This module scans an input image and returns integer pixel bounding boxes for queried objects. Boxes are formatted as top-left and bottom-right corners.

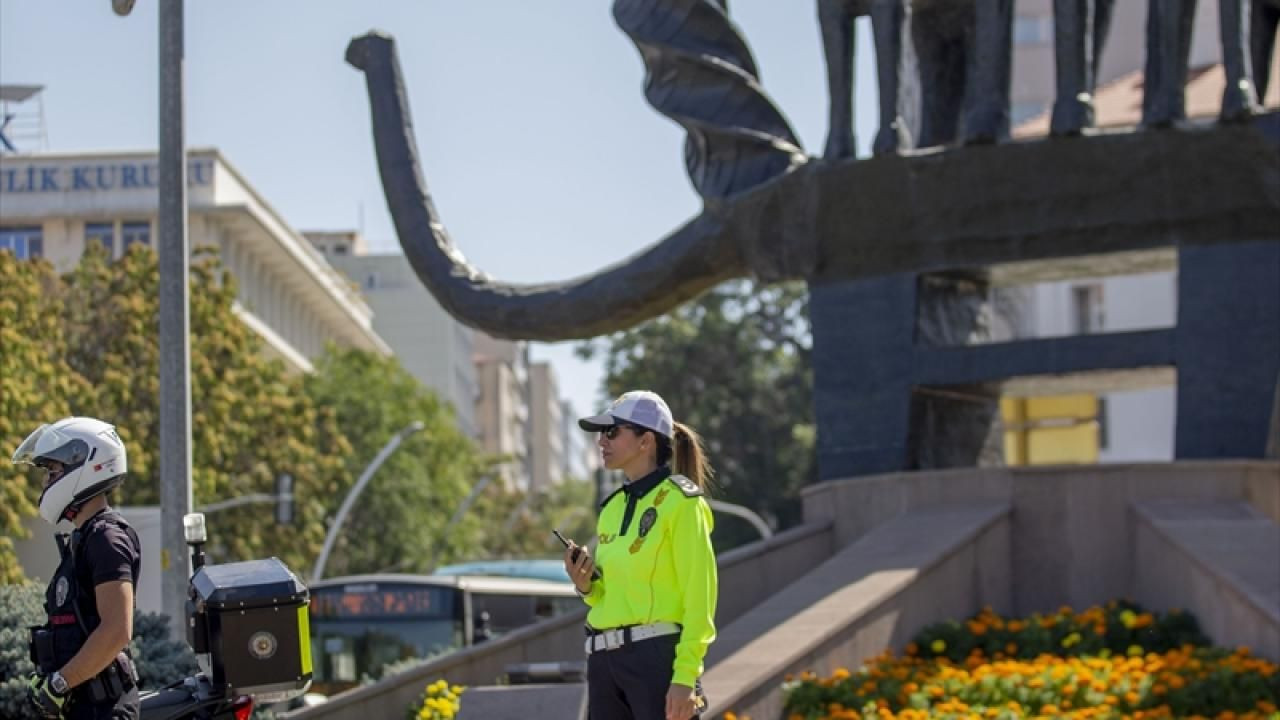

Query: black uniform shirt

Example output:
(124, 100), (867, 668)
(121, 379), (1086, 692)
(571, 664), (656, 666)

(73, 510), (141, 625)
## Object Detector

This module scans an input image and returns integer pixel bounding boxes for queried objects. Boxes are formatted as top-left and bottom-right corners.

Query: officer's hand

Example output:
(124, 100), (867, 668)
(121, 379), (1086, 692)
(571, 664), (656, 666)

(28, 673), (66, 719)
(563, 542), (595, 594)
(665, 682), (698, 720)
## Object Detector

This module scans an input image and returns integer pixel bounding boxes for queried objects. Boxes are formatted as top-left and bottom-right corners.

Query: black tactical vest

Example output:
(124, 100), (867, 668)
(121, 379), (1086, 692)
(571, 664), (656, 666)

(42, 510), (139, 667)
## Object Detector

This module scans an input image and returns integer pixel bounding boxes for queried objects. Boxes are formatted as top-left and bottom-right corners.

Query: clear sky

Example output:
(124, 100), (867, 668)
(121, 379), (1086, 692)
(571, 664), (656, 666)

(0, 1), (876, 420)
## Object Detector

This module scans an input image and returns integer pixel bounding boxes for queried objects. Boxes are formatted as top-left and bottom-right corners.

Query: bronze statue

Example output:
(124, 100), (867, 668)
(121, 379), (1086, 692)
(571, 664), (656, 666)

(819, 0), (1014, 156)
(1050, 0), (1116, 135)
(1222, 0), (1280, 120)
(345, 0), (1280, 476)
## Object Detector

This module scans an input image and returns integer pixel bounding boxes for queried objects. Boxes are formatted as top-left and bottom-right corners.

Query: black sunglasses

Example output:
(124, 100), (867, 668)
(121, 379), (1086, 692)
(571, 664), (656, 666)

(601, 423), (647, 440)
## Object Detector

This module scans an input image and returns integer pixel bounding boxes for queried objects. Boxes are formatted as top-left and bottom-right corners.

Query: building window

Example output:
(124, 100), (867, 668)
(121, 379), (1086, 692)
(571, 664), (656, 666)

(1014, 16), (1053, 46)
(1072, 284), (1105, 334)
(365, 273), (378, 290)
(0, 226), (43, 259)
(85, 222), (115, 258)
(121, 221), (151, 254)
(333, 244), (348, 255)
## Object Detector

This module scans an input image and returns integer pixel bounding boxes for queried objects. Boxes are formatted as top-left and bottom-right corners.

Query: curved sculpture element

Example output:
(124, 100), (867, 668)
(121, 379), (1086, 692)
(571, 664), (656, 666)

(614, 0), (807, 201)
(345, 32), (748, 341)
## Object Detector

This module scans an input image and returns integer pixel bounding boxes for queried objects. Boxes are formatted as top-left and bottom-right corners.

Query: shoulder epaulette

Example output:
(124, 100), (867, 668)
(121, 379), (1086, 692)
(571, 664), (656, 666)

(667, 475), (704, 498)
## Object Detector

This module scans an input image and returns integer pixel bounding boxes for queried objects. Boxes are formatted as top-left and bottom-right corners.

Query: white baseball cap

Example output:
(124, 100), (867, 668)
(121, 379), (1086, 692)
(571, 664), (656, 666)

(578, 390), (674, 439)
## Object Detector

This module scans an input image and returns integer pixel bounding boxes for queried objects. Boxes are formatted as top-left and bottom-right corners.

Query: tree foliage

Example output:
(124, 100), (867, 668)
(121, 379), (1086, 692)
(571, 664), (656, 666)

(0, 253), (86, 583)
(3, 247), (384, 577)
(1, 243), (589, 585)
(301, 348), (492, 577)
(48, 244), (353, 571)
(579, 280), (815, 550)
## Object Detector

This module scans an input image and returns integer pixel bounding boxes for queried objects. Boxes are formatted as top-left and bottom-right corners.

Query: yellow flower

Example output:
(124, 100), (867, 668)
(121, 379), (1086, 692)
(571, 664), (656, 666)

(931, 639), (947, 653)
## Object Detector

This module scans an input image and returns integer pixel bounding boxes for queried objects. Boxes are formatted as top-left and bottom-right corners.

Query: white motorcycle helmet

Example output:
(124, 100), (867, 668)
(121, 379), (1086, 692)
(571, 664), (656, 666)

(11, 417), (128, 525)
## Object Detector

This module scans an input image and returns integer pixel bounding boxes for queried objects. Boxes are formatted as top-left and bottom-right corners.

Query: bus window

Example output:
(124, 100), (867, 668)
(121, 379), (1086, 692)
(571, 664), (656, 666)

(309, 582), (462, 695)
(470, 592), (540, 636)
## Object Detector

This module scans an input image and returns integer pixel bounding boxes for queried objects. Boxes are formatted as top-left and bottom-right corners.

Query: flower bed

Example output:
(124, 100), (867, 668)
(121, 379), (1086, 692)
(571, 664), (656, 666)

(775, 602), (1279, 720)
(409, 679), (464, 720)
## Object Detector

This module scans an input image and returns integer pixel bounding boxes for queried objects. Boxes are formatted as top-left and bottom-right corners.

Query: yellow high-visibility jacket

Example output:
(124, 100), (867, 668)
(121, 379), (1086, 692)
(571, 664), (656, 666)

(581, 472), (718, 687)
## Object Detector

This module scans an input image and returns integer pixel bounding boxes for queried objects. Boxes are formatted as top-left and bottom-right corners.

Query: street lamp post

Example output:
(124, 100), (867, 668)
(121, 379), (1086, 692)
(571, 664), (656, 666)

(311, 421), (425, 582)
(156, 0), (194, 635)
(112, 0), (191, 632)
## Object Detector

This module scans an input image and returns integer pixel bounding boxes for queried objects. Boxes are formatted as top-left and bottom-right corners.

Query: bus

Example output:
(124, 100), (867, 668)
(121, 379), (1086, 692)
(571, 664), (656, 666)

(307, 572), (579, 695)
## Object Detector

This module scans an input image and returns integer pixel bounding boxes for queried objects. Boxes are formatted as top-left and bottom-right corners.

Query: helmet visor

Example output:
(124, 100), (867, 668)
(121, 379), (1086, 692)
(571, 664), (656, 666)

(12, 424), (88, 468)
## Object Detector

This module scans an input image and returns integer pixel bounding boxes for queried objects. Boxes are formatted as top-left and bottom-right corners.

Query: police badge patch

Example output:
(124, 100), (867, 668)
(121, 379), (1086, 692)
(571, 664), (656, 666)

(638, 508), (658, 538)
(55, 577), (69, 607)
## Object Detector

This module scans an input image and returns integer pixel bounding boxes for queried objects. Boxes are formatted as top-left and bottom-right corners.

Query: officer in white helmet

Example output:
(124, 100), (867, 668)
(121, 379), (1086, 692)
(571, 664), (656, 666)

(13, 417), (141, 719)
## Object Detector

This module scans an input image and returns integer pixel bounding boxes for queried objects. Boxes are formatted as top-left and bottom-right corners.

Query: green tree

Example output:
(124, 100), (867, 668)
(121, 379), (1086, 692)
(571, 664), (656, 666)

(54, 243), (351, 571)
(474, 476), (599, 561)
(578, 280), (815, 550)
(0, 252), (87, 583)
(301, 347), (493, 577)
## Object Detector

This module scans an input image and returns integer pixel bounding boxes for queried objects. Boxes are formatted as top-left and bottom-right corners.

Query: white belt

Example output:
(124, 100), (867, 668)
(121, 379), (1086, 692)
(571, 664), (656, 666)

(584, 622), (681, 654)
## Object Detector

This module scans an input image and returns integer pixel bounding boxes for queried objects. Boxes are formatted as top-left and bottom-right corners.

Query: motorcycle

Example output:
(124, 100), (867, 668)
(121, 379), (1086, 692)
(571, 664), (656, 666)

(138, 512), (312, 720)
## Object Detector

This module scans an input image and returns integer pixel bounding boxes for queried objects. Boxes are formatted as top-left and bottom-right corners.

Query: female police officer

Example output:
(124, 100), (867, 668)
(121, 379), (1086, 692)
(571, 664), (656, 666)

(566, 391), (717, 720)
(13, 417), (141, 719)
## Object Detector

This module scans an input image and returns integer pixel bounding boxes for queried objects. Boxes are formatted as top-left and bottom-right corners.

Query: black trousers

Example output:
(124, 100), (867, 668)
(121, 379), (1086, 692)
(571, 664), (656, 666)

(587, 634), (704, 720)
(66, 687), (139, 720)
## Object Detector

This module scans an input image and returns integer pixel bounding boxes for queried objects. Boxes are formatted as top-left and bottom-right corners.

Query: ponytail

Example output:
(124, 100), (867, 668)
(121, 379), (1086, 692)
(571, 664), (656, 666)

(657, 421), (714, 493)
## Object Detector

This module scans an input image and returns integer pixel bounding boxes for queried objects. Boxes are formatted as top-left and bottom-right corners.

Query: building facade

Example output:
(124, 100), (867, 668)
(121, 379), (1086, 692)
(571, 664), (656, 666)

(0, 148), (389, 371)
(473, 334), (532, 491)
(312, 232), (479, 439)
(528, 362), (566, 492)
(561, 398), (600, 484)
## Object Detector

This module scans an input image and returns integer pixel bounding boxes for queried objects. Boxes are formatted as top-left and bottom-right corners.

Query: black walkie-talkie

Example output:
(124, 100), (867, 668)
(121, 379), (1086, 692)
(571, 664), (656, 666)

(554, 529), (601, 580)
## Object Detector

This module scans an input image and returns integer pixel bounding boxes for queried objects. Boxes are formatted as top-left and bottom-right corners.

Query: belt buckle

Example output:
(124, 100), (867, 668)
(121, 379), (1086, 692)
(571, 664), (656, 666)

(603, 629), (623, 651)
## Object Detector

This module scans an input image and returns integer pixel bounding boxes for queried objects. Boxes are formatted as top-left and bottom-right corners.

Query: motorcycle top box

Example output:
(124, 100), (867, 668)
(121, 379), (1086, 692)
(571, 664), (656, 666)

(189, 557), (312, 703)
